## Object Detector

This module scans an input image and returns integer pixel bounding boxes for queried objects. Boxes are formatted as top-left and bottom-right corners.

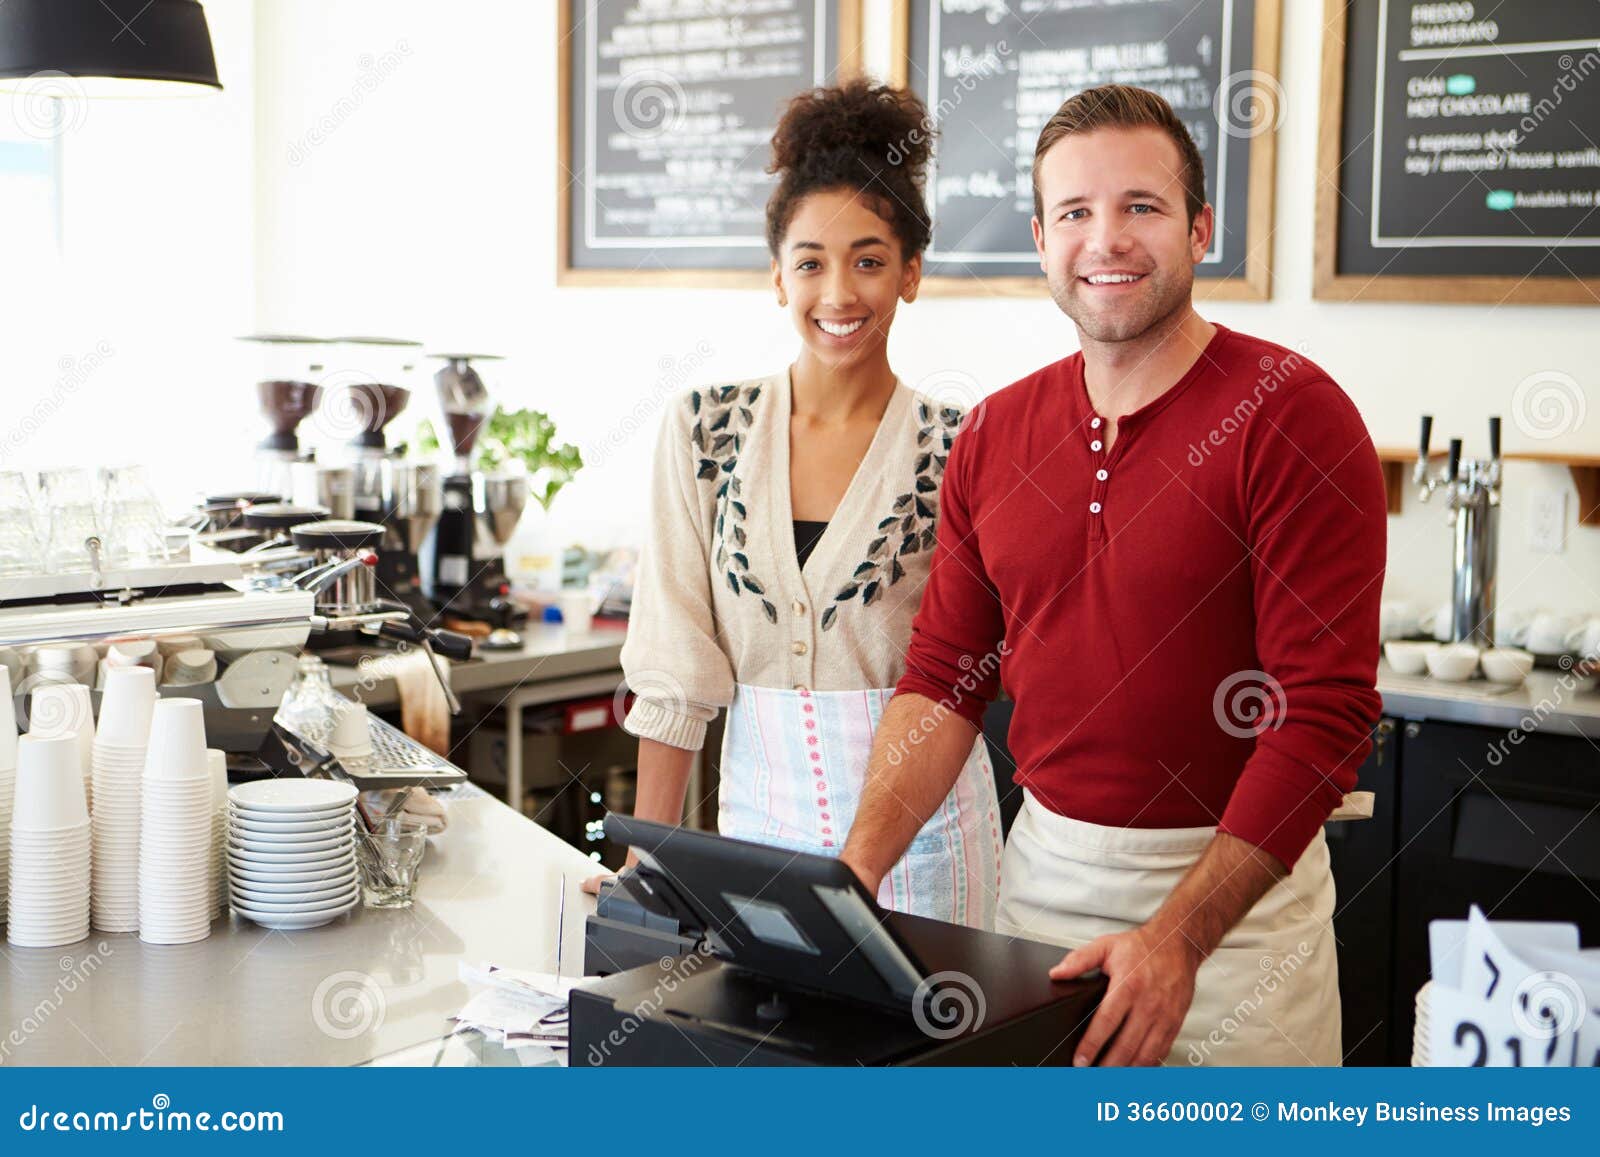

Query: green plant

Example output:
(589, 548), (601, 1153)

(476, 407), (583, 511)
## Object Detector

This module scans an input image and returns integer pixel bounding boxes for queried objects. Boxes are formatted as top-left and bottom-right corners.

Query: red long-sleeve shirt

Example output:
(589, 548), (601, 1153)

(896, 325), (1386, 869)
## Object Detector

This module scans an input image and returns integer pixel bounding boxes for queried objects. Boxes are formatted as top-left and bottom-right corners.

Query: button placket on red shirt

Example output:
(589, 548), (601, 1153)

(1087, 414), (1110, 545)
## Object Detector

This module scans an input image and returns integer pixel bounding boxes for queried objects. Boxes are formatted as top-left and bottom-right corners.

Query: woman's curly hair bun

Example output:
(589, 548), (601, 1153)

(766, 78), (934, 259)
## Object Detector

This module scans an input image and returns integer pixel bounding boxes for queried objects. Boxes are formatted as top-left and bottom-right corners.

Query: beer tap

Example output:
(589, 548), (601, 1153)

(1415, 415), (1503, 648)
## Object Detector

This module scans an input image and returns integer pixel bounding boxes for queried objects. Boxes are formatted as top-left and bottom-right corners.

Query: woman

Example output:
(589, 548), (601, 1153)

(608, 80), (1001, 927)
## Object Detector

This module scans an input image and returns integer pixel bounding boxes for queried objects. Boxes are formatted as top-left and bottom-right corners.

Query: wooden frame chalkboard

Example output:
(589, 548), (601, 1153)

(1315, 0), (1600, 304)
(890, 0), (1281, 301)
(558, 0), (864, 288)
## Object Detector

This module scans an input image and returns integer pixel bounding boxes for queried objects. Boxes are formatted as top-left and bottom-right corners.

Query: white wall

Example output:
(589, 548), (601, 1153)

(0, 0), (258, 504)
(24, 0), (1589, 622)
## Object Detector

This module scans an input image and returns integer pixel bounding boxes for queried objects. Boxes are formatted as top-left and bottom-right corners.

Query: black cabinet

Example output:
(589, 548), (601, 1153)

(1325, 717), (1399, 1066)
(1391, 718), (1600, 1063)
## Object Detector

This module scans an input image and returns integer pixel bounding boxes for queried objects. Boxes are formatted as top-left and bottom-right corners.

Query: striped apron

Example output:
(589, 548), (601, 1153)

(718, 683), (1002, 930)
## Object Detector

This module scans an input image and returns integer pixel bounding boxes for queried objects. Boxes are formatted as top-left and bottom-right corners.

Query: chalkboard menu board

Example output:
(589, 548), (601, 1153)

(1316, 0), (1600, 302)
(559, 0), (859, 284)
(897, 0), (1280, 299)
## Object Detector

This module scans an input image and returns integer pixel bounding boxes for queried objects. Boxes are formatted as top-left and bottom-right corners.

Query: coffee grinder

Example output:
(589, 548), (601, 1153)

(421, 353), (528, 648)
(321, 338), (436, 617)
(239, 334), (329, 501)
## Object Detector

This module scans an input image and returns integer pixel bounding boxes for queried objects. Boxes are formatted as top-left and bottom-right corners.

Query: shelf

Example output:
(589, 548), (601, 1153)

(1376, 449), (1600, 525)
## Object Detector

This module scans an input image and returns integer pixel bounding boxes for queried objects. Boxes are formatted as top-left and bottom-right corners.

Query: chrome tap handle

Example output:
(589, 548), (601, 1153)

(1414, 414), (1436, 488)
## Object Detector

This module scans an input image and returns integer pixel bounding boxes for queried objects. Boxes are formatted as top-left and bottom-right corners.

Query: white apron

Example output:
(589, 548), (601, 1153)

(996, 789), (1342, 1065)
(719, 683), (1002, 930)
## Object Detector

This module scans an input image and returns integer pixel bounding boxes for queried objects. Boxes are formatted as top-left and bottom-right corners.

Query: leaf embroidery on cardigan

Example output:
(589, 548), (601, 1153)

(821, 400), (966, 632)
(689, 383), (776, 626)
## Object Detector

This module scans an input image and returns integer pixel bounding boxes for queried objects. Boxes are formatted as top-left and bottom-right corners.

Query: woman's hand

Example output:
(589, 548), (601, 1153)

(580, 849), (640, 896)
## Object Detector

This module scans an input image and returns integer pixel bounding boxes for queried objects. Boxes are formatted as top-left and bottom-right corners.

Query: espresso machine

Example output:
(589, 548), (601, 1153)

(1415, 415), (1502, 648)
(421, 354), (528, 649)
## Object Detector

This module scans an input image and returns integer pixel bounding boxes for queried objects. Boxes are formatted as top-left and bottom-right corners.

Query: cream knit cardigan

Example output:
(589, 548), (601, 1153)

(621, 369), (966, 751)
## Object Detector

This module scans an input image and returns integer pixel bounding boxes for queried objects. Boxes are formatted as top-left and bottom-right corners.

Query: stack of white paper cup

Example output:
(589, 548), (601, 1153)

(7, 734), (92, 947)
(91, 667), (157, 932)
(0, 668), (18, 925)
(138, 698), (215, 945)
(207, 749), (228, 917)
(28, 681), (95, 812)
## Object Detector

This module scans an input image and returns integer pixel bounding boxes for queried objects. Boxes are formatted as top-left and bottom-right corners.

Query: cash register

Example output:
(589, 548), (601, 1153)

(572, 815), (1105, 1066)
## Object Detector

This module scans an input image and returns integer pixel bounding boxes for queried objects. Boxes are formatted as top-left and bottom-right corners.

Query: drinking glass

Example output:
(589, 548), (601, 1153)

(358, 817), (428, 909)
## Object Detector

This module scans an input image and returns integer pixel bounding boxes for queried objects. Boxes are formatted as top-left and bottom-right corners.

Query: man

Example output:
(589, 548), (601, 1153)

(840, 85), (1386, 1066)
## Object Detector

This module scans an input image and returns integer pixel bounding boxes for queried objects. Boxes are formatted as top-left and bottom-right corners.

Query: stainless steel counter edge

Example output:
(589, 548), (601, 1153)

(1379, 662), (1600, 741)
(328, 628), (624, 708)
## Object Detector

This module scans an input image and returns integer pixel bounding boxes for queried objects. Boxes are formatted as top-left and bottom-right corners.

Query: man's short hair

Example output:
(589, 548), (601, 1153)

(1032, 84), (1207, 226)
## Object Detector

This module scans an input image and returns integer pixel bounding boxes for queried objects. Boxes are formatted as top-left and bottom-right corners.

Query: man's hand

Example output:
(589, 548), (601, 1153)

(838, 851), (882, 900)
(1049, 924), (1202, 1066)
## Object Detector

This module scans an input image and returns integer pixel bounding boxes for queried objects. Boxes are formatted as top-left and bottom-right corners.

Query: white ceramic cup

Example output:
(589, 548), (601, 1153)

(1384, 640), (1439, 676)
(327, 701), (371, 758)
(11, 734), (89, 829)
(1418, 605), (1453, 642)
(1526, 612), (1582, 655)
(559, 589), (595, 633)
(162, 648), (216, 687)
(1562, 619), (1600, 660)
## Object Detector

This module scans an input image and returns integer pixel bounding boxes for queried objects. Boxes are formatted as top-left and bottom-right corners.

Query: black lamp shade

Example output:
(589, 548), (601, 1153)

(0, 0), (221, 90)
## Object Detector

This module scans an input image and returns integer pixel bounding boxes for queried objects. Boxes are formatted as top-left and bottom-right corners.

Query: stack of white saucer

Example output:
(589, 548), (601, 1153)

(27, 681), (95, 811)
(227, 779), (360, 930)
(138, 698), (217, 945)
(7, 733), (91, 947)
(90, 667), (158, 932)
(0, 669), (18, 925)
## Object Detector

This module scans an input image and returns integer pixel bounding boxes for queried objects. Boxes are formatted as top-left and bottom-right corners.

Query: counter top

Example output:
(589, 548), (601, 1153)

(0, 789), (598, 1066)
(329, 626), (624, 707)
(1378, 660), (1600, 740)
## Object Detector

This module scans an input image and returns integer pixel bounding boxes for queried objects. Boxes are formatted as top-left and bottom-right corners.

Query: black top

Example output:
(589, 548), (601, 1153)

(793, 520), (828, 570)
